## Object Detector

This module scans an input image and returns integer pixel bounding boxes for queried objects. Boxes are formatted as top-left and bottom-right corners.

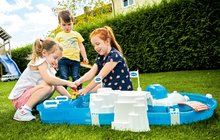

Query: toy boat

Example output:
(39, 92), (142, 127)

(37, 84), (217, 131)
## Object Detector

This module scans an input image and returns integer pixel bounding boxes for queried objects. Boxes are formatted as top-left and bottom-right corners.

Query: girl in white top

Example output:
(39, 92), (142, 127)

(9, 38), (76, 121)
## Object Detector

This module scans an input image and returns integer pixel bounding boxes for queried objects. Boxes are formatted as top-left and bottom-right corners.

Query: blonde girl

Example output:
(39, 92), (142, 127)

(9, 38), (76, 121)
(76, 26), (133, 95)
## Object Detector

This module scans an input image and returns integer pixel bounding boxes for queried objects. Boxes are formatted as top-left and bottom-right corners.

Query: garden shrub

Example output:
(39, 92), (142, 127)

(78, 0), (220, 72)
(11, 0), (220, 73)
(11, 45), (32, 72)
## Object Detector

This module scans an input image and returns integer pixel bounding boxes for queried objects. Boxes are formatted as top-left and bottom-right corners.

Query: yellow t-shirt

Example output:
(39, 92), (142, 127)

(55, 31), (84, 61)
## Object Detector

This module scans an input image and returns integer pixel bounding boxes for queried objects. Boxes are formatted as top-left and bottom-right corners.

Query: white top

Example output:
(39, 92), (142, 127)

(8, 57), (56, 99)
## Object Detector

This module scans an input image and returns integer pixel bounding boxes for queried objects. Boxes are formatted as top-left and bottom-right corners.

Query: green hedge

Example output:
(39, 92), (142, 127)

(78, 0), (220, 73)
(11, 45), (32, 72)
(10, 0), (220, 74)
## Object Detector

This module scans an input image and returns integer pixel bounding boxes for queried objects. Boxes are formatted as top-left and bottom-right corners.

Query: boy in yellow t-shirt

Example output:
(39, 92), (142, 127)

(55, 10), (89, 89)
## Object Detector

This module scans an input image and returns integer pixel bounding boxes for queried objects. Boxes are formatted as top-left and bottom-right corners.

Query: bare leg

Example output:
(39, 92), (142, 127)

(26, 82), (54, 108)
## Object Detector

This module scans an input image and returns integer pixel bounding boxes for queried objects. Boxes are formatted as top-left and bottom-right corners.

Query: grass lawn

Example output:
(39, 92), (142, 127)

(0, 70), (219, 140)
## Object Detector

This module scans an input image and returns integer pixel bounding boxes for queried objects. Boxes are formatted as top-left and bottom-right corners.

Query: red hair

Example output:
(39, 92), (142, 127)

(90, 26), (124, 56)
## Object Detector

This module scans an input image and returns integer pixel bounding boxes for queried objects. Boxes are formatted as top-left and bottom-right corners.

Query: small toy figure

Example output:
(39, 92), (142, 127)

(72, 88), (78, 99)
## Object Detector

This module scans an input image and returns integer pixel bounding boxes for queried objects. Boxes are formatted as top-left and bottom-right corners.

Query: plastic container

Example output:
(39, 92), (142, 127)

(37, 91), (217, 126)
(37, 93), (114, 124)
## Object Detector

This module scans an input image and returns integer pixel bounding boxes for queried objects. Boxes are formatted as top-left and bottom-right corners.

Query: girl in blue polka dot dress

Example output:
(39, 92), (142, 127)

(75, 26), (133, 95)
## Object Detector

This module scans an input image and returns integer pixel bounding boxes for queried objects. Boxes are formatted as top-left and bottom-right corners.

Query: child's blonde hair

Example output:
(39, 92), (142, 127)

(90, 26), (124, 56)
(31, 38), (59, 63)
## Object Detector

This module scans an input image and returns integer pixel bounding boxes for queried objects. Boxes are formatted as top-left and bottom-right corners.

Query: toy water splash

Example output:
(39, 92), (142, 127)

(37, 84), (218, 132)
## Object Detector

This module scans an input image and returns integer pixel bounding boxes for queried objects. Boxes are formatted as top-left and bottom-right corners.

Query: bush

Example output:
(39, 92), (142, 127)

(12, 0), (220, 73)
(11, 44), (32, 72)
(77, 0), (220, 72)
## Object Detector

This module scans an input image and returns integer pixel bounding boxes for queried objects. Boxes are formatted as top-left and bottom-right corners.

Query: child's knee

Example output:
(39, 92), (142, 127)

(43, 84), (54, 95)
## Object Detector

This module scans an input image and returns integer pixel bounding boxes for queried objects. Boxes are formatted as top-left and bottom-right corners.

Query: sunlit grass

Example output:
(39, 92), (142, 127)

(0, 70), (219, 140)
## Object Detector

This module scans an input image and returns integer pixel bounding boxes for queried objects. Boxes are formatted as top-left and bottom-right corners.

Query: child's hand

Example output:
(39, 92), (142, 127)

(67, 81), (77, 89)
(83, 57), (89, 64)
(74, 80), (81, 87)
(78, 88), (87, 96)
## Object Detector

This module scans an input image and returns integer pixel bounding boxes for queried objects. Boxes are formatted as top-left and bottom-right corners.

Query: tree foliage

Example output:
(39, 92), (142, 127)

(11, 0), (220, 73)
(48, 0), (112, 38)
(52, 0), (80, 16)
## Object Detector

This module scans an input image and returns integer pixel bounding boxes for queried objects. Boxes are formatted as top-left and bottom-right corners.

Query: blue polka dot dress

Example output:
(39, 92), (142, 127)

(94, 48), (133, 91)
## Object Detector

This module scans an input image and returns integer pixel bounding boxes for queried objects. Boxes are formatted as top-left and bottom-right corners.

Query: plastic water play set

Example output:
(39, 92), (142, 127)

(36, 71), (218, 132)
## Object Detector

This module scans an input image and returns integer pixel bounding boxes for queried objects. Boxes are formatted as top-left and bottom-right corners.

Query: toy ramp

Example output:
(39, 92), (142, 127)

(178, 101), (210, 112)
(0, 54), (21, 76)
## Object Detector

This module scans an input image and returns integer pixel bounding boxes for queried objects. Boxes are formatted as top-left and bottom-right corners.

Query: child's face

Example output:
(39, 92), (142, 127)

(91, 36), (111, 57)
(59, 18), (73, 33)
(45, 47), (63, 68)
